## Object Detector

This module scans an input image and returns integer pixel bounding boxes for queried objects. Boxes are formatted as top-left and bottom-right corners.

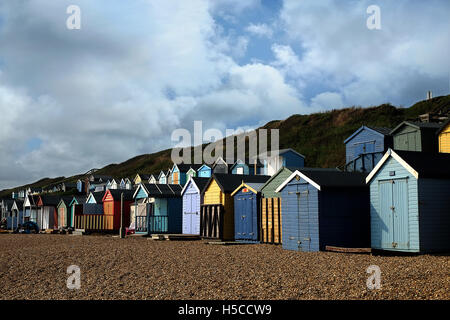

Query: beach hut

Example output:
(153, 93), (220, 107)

(231, 181), (268, 242)
(132, 183), (183, 234)
(390, 121), (441, 153)
(437, 119), (450, 153)
(365, 149), (450, 253)
(23, 195), (39, 224)
(275, 169), (370, 252)
(74, 192), (108, 230)
(171, 163), (194, 185)
(37, 195), (61, 230)
(260, 149), (305, 176)
(102, 189), (134, 231)
(212, 157), (229, 174)
(258, 166), (304, 244)
(133, 174), (151, 186)
(197, 164), (212, 178)
(181, 177), (209, 235)
(76, 179), (85, 193)
(1, 199), (13, 224)
(344, 126), (392, 172)
(56, 196), (74, 229)
(68, 195), (86, 228)
(148, 175), (157, 184)
(158, 171), (167, 184)
(230, 158), (264, 175)
(201, 174), (270, 240)
(9, 200), (24, 230)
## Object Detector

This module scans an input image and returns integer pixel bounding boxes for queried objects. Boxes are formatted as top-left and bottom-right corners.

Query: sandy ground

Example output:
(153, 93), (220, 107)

(0, 234), (448, 300)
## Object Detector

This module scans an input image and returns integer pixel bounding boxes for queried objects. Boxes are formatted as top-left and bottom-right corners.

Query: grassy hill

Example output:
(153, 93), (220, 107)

(1, 94), (449, 198)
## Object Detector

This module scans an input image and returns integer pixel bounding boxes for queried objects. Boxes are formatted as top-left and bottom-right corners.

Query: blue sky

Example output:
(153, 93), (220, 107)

(0, 0), (449, 189)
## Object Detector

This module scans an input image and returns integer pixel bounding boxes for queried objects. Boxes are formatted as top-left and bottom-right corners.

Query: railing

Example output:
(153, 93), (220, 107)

(148, 215), (168, 233)
(75, 214), (114, 230)
(135, 216), (148, 233)
(345, 151), (384, 172)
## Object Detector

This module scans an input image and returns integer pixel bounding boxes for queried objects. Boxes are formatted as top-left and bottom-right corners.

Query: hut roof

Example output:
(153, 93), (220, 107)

(209, 173), (271, 194)
(276, 168), (367, 192)
(366, 149), (450, 183)
(181, 177), (210, 195)
(104, 189), (135, 201)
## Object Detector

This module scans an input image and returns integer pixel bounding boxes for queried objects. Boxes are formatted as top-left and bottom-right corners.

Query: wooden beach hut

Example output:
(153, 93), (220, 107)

(437, 119), (450, 153)
(260, 149), (305, 176)
(56, 196), (75, 229)
(365, 149), (450, 253)
(390, 121), (441, 153)
(275, 169), (370, 252)
(181, 177), (209, 235)
(258, 166), (304, 244)
(197, 164), (212, 178)
(132, 183), (183, 234)
(231, 181), (268, 242)
(201, 174), (270, 240)
(102, 189), (134, 231)
(37, 195), (60, 230)
(344, 126), (392, 172)
(68, 195), (86, 228)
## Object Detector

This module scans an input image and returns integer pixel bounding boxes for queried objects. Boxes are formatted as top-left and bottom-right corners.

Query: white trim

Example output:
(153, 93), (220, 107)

(275, 170), (321, 193)
(86, 192), (96, 204)
(365, 148), (419, 183)
(213, 156), (228, 167)
(132, 183), (149, 199)
(181, 178), (200, 196)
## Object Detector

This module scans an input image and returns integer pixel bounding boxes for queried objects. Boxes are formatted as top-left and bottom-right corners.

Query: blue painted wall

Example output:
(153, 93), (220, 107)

(280, 177), (370, 252)
(282, 150), (305, 168)
(197, 165), (212, 178)
(369, 157), (420, 252)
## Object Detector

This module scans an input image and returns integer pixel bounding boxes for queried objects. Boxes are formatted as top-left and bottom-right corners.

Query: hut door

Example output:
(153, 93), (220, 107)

(235, 194), (253, 240)
(297, 186), (311, 252)
(379, 179), (409, 249)
(392, 179), (409, 249)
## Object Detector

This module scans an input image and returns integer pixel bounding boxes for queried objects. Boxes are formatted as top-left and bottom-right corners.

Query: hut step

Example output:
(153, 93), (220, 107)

(325, 246), (372, 253)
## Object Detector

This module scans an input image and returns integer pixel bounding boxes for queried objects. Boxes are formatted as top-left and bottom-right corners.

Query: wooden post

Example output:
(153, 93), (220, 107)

(120, 192), (125, 238)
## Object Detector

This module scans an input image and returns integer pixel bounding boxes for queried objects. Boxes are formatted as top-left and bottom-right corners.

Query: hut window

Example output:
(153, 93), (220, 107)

(236, 167), (244, 174)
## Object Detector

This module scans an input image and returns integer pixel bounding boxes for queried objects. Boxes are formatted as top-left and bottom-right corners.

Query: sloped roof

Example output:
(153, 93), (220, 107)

(208, 173), (271, 194)
(257, 148), (305, 159)
(181, 177), (210, 195)
(39, 195), (62, 207)
(13, 199), (24, 210)
(390, 121), (441, 135)
(276, 168), (366, 192)
(436, 118), (450, 135)
(344, 125), (392, 144)
(105, 189), (135, 201)
(135, 183), (183, 198)
(89, 191), (105, 203)
(58, 196), (75, 207)
(70, 195), (87, 205)
(366, 149), (450, 182)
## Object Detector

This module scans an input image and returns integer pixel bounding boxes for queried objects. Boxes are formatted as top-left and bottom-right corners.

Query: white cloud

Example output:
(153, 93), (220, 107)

(279, 0), (450, 106)
(245, 23), (273, 38)
(310, 92), (344, 111)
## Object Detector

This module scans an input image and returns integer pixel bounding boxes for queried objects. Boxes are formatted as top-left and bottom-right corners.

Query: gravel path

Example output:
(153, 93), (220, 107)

(0, 234), (448, 300)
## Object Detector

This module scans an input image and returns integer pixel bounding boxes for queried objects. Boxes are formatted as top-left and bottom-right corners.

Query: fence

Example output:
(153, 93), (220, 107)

(75, 214), (114, 231)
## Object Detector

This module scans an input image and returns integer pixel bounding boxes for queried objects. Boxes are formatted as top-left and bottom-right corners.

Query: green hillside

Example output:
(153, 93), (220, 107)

(1, 95), (449, 198)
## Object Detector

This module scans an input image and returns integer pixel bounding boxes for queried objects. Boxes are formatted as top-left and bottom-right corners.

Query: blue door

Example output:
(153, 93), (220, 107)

(378, 179), (409, 250)
(392, 179), (409, 250)
(235, 192), (256, 241)
(297, 185), (311, 251)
